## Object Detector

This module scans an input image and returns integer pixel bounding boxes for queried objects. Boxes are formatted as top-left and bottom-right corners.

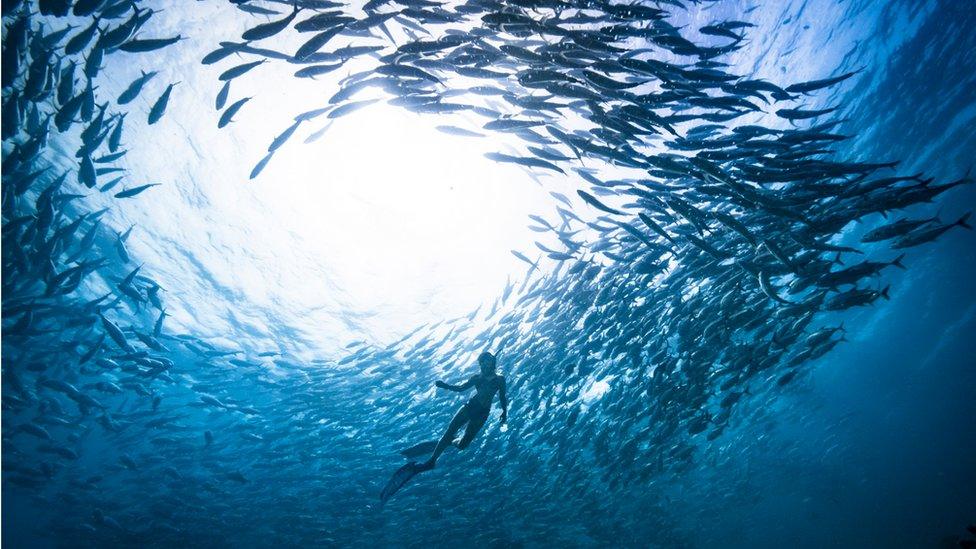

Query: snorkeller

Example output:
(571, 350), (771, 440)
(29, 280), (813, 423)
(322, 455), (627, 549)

(380, 351), (508, 503)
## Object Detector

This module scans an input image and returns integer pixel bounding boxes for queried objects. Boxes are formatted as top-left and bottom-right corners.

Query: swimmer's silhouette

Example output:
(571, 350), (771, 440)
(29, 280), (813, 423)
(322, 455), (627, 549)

(380, 352), (508, 503)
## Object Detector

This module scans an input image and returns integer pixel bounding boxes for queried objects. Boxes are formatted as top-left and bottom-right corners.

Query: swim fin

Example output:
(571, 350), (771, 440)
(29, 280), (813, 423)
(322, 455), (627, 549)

(399, 440), (437, 459)
(380, 461), (432, 504)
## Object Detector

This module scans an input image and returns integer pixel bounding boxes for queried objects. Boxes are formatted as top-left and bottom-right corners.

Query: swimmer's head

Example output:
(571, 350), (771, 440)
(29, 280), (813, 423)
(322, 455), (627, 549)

(478, 351), (496, 374)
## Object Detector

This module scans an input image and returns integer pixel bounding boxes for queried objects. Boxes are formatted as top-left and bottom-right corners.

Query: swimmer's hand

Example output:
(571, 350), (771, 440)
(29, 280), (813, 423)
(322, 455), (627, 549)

(500, 411), (507, 424)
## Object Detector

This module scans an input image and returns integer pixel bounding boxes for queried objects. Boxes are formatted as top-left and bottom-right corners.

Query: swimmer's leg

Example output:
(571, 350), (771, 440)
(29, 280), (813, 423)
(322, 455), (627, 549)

(456, 407), (489, 450)
(421, 406), (468, 470)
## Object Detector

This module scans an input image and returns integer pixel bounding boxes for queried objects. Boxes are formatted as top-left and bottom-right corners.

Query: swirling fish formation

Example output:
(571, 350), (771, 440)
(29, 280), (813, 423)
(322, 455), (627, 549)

(1, 0), (972, 545)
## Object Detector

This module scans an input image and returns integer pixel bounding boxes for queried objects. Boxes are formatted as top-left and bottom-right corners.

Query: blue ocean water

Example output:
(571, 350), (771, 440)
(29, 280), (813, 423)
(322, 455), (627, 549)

(2, 0), (975, 547)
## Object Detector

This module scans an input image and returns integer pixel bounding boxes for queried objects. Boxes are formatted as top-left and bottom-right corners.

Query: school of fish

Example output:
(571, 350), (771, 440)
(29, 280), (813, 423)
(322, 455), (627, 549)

(2, 0), (973, 546)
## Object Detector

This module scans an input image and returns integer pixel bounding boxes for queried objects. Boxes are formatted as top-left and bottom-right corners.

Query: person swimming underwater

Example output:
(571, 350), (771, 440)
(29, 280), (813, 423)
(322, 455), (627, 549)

(380, 351), (508, 503)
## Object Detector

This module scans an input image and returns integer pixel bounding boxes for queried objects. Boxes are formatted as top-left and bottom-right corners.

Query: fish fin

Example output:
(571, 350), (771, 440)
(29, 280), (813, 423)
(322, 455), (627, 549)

(378, 21), (396, 44)
(379, 461), (428, 504)
(399, 440), (438, 459)
(956, 212), (972, 230)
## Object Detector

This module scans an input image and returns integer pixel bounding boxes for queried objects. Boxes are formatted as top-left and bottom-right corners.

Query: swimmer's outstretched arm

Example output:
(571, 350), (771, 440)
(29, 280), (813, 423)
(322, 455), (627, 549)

(435, 376), (476, 393)
(498, 377), (508, 424)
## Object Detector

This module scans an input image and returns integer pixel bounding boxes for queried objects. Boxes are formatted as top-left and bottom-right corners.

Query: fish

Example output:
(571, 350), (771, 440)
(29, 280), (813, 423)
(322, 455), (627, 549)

(861, 214), (938, 242)
(294, 61), (346, 78)
(638, 212), (679, 248)
(114, 184), (160, 199)
(96, 7), (147, 50)
(824, 286), (890, 310)
(891, 213), (971, 248)
(107, 114), (125, 152)
(485, 151), (564, 173)
(118, 70), (158, 105)
(218, 97), (252, 128)
(55, 92), (86, 132)
(776, 107), (837, 121)
(436, 125), (483, 137)
(65, 16), (101, 55)
(78, 155), (97, 188)
(215, 80), (231, 110)
(241, 4), (301, 41)
(293, 26), (344, 61)
(118, 35), (183, 53)
(148, 82), (179, 125)
(303, 121), (333, 143)
(269, 121), (302, 152)
(511, 250), (538, 269)
(577, 190), (622, 215)
(202, 43), (247, 65)
(785, 69), (862, 94)
(816, 255), (905, 288)
(375, 63), (441, 84)
(237, 4), (282, 16)
(100, 176), (124, 193)
(218, 60), (265, 81)
(327, 98), (379, 119)
(250, 151), (274, 179)
(99, 314), (134, 352)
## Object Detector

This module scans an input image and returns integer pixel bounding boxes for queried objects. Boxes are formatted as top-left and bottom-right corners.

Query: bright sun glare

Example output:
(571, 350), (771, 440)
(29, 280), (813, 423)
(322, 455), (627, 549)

(102, 25), (559, 353)
(251, 103), (553, 338)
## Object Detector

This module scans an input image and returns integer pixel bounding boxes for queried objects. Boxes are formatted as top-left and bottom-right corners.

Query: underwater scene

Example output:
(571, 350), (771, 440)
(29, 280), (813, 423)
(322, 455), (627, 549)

(2, 0), (975, 546)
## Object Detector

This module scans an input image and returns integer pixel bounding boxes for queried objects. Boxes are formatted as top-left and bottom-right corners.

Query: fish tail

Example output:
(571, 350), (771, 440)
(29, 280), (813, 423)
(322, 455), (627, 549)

(956, 212), (972, 230)
(890, 253), (906, 269)
(881, 285), (890, 300)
